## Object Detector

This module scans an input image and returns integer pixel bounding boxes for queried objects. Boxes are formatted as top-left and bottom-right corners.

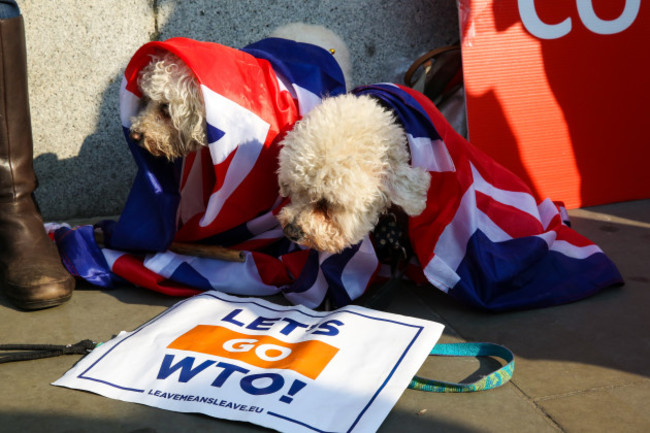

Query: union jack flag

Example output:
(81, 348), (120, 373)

(55, 37), (379, 308)
(353, 83), (623, 311)
(53, 39), (622, 311)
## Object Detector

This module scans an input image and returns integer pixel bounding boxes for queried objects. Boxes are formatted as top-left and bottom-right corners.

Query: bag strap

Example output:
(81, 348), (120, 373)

(404, 44), (463, 108)
(404, 45), (460, 88)
(409, 342), (515, 393)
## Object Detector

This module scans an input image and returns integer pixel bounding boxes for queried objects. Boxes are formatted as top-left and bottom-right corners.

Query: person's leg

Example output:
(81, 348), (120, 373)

(0, 6), (75, 309)
(0, 0), (20, 20)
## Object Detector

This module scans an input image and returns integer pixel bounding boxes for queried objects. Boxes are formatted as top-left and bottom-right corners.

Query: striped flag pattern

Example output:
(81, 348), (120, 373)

(54, 37), (381, 309)
(354, 83), (623, 311)
(52, 39), (622, 311)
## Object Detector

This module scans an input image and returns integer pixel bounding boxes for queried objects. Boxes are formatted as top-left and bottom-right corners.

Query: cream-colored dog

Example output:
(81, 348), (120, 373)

(129, 24), (351, 161)
(129, 53), (206, 159)
(277, 94), (431, 253)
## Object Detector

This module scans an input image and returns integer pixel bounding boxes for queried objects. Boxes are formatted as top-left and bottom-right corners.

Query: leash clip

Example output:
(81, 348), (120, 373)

(0, 339), (97, 364)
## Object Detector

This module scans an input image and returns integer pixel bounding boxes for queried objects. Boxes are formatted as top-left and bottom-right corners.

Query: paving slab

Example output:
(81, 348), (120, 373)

(410, 199), (650, 431)
(0, 282), (554, 433)
(537, 381), (650, 433)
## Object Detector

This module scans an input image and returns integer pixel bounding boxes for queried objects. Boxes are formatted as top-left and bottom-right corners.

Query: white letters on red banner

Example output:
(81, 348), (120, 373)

(518, 0), (641, 39)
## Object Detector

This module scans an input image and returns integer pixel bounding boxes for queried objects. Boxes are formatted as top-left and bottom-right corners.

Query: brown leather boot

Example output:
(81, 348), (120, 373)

(0, 15), (74, 310)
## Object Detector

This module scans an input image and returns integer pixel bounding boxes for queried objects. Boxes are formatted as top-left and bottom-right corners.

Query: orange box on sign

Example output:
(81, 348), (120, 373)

(167, 325), (339, 380)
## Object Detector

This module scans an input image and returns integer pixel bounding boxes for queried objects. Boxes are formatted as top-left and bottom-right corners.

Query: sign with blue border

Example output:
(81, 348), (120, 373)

(54, 292), (444, 433)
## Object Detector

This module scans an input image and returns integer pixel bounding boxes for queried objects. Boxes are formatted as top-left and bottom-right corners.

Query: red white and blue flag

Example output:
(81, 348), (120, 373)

(354, 83), (622, 310)
(54, 37), (379, 309)
(52, 39), (622, 311)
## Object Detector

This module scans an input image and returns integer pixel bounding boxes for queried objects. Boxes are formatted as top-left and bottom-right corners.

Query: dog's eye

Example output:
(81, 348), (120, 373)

(314, 199), (330, 216)
(160, 103), (170, 118)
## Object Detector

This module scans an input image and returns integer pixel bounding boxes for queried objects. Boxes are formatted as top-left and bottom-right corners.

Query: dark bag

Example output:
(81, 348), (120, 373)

(404, 45), (467, 138)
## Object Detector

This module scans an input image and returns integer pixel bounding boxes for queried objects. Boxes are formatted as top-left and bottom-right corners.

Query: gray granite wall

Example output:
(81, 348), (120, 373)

(20, 0), (459, 219)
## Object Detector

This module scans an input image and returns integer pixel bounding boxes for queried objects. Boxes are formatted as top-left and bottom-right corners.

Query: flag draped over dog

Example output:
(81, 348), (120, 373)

(55, 37), (378, 308)
(53, 38), (622, 311)
(353, 84), (623, 310)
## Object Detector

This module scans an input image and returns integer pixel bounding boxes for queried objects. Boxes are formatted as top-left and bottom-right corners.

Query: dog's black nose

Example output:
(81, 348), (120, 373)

(283, 222), (304, 243)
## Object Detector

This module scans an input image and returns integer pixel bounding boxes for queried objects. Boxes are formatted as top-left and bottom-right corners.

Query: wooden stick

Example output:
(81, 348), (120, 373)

(168, 242), (245, 262)
(93, 231), (245, 262)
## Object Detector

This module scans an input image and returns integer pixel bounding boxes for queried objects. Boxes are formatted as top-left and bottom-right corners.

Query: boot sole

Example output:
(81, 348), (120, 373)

(4, 276), (76, 311)
(6, 291), (73, 310)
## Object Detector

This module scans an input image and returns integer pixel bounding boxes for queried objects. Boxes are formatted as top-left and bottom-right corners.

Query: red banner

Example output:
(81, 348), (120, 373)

(460, 0), (649, 208)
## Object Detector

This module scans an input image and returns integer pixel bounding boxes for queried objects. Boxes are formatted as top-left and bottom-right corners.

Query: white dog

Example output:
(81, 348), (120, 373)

(129, 24), (351, 161)
(276, 93), (431, 253)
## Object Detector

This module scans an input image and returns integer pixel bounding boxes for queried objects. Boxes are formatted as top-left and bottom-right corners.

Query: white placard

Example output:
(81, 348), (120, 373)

(54, 292), (444, 433)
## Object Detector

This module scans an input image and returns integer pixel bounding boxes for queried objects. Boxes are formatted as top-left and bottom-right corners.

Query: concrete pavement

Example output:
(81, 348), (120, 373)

(1, 199), (648, 432)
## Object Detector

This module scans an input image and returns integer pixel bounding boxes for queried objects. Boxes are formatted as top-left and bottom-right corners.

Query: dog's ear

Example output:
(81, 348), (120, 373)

(379, 117), (431, 216)
(178, 84), (207, 150)
(385, 162), (431, 216)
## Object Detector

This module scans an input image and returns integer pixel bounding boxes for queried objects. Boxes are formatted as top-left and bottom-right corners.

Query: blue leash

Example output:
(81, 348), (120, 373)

(409, 342), (515, 393)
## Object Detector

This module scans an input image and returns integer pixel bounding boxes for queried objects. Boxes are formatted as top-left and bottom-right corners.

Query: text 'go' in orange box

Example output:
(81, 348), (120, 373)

(168, 325), (339, 380)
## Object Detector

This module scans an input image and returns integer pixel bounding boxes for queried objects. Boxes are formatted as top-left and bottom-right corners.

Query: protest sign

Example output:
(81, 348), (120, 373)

(54, 292), (444, 433)
(459, 0), (649, 208)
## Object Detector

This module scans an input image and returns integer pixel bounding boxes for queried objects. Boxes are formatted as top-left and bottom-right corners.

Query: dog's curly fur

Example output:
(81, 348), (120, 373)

(130, 28), (422, 254)
(277, 94), (431, 253)
(129, 24), (350, 161)
(130, 52), (207, 160)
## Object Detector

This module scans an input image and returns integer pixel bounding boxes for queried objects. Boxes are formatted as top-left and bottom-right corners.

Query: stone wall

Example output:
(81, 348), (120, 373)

(21, 0), (459, 219)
